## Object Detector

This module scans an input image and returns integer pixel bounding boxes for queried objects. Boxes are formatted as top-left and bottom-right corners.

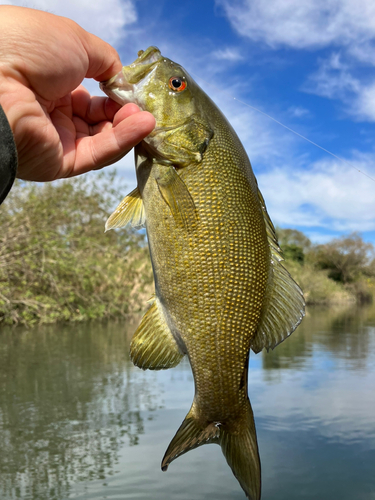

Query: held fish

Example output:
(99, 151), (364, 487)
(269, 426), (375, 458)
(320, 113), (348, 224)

(100, 47), (305, 500)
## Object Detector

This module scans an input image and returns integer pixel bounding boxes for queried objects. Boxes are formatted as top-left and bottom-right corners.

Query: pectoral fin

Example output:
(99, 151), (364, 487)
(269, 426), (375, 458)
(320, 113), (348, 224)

(105, 187), (145, 231)
(251, 188), (305, 353)
(130, 296), (184, 370)
(154, 164), (198, 232)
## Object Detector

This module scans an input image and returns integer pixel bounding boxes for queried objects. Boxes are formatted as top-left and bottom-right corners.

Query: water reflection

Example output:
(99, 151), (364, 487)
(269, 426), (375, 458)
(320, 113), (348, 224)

(262, 303), (375, 371)
(253, 304), (375, 462)
(0, 305), (375, 500)
(0, 319), (162, 500)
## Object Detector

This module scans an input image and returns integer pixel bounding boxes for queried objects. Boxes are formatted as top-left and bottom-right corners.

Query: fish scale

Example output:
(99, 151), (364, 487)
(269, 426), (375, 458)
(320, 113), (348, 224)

(101, 46), (305, 500)
(142, 118), (268, 444)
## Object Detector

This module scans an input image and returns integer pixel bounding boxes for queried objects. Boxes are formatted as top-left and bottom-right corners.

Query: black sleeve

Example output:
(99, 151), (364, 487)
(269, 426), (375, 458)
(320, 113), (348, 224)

(0, 104), (17, 205)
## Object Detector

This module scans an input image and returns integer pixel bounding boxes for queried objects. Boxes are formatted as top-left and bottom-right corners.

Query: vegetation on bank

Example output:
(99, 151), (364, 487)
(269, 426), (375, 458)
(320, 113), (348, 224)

(0, 172), (153, 326)
(1, 172), (374, 327)
(277, 228), (375, 306)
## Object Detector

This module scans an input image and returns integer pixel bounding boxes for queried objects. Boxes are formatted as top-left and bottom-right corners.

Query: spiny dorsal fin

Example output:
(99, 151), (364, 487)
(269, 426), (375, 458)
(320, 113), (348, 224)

(251, 189), (305, 353)
(154, 164), (198, 232)
(130, 297), (184, 370)
(105, 187), (145, 231)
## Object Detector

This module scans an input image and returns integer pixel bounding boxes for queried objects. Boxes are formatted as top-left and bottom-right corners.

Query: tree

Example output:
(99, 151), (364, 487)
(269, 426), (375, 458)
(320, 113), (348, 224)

(313, 233), (375, 284)
(276, 228), (312, 263)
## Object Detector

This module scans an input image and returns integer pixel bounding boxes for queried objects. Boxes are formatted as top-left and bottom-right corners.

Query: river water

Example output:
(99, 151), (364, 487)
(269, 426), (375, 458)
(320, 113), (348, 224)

(0, 304), (374, 500)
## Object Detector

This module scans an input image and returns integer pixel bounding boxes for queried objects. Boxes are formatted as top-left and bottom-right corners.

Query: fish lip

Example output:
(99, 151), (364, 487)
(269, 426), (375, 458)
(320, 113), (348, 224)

(134, 46), (161, 66)
(100, 47), (163, 106)
(99, 71), (135, 108)
(100, 66), (157, 110)
(100, 46), (161, 91)
(99, 75), (133, 103)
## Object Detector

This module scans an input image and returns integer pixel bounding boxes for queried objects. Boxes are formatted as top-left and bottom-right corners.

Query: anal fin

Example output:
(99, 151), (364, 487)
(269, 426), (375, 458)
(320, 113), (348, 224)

(105, 186), (145, 231)
(130, 297), (184, 370)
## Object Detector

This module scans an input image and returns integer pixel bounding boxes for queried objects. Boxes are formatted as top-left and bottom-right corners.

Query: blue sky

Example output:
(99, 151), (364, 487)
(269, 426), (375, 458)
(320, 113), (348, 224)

(4, 0), (375, 244)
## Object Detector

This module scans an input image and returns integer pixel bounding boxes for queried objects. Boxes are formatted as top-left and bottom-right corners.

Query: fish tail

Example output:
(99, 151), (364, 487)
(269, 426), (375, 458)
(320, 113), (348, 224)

(161, 398), (261, 500)
(219, 399), (261, 500)
(161, 401), (220, 471)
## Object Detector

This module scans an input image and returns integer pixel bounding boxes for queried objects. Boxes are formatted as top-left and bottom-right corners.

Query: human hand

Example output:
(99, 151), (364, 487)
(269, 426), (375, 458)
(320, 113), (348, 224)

(0, 6), (155, 182)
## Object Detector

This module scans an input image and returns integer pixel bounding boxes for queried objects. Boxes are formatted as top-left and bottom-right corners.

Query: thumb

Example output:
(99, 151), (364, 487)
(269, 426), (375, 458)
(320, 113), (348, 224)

(80, 30), (123, 82)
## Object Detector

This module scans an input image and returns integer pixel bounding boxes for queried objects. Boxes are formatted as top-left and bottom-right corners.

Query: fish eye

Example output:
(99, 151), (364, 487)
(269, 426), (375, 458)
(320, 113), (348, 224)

(168, 77), (187, 92)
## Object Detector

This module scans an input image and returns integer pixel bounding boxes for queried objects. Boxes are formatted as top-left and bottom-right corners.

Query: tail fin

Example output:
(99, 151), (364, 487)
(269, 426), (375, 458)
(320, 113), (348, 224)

(161, 399), (261, 500)
(161, 404), (220, 470)
(220, 400), (261, 500)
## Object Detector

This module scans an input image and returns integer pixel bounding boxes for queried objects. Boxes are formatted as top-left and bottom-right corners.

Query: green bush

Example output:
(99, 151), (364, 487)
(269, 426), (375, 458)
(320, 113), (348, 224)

(284, 260), (355, 305)
(277, 227), (375, 304)
(0, 172), (153, 326)
(311, 233), (375, 284)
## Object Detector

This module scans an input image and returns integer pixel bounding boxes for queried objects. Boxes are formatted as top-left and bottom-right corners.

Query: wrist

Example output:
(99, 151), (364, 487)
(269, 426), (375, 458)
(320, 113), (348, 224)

(0, 71), (18, 133)
(0, 68), (33, 142)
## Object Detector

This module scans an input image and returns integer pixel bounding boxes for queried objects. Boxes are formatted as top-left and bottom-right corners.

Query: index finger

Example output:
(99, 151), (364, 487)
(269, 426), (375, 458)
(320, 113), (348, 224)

(72, 85), (144, 124)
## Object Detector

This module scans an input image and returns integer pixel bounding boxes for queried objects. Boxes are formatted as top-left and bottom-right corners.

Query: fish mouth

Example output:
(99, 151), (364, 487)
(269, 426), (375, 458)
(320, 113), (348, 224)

(133, 46), (162, 70)
(100, 46), (162, 106)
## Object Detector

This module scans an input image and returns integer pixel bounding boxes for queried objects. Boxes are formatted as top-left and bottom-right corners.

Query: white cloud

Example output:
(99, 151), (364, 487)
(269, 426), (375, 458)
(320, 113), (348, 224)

(305, 54), (375, 121)
(211, 47), (244, 62)
(352, 82), (375, 122)
(305, 53), (360, 99)
(257, 156), (375, 233)
(217, 0), (375, 51)
(2, 0), (137, 45)
(216, 0), (375, 124)
(347, 40), (375, 66)
(288, 106), (311, 118)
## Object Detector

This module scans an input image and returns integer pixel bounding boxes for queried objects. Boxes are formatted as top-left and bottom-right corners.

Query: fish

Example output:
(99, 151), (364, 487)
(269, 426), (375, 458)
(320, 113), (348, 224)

(100, 46), (305, 500)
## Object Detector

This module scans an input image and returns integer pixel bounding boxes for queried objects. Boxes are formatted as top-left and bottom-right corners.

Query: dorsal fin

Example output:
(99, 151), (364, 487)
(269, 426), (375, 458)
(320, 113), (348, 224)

(251, 189), (305, 353)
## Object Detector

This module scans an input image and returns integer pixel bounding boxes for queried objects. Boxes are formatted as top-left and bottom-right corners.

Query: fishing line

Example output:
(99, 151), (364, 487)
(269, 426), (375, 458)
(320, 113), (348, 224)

(192, 73), (375, 184)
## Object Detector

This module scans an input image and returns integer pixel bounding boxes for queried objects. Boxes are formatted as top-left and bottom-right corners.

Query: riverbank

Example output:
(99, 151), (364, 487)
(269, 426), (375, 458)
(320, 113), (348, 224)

(1, 174), (373, 327)
(284, 260), (367, 306)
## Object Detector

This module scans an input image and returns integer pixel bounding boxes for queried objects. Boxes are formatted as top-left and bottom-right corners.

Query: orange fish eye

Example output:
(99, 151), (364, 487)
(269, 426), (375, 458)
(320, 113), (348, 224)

(168, 77), (187, 92)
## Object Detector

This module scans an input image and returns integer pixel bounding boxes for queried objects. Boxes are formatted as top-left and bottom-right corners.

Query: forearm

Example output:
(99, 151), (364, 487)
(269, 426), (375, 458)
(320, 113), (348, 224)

(0, 103), (17, 205)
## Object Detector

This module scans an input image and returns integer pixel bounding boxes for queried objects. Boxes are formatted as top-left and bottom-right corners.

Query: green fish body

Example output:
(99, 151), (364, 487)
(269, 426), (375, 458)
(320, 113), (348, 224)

(100, 47), (305, 500)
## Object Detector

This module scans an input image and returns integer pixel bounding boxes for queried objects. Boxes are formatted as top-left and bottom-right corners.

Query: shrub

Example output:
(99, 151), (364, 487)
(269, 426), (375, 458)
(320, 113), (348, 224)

(0, 172), (153, 326)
